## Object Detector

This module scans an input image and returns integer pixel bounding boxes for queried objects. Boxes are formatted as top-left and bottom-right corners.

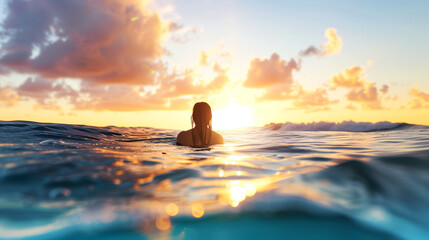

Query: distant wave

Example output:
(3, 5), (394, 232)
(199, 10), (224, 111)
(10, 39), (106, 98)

(264, 121), (416, 132)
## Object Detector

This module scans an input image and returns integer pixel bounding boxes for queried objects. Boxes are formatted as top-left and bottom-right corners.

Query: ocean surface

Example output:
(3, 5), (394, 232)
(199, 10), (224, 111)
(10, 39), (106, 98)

(0, 120), (428, 240)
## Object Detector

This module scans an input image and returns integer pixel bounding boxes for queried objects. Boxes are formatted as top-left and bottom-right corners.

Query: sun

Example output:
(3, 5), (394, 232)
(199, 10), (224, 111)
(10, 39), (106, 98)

(212, 101), (254, 130)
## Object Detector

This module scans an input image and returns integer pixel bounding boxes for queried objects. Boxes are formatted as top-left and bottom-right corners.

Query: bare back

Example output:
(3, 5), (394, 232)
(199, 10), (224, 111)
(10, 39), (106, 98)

(176, 129), (224, 147)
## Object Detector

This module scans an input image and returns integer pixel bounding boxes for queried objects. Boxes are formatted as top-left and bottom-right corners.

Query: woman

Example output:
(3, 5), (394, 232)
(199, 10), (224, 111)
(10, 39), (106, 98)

(176, 102), (224, 147)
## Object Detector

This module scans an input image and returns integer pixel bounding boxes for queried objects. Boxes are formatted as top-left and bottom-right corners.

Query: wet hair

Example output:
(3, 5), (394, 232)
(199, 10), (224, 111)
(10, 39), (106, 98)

(191, 102), (212, 147)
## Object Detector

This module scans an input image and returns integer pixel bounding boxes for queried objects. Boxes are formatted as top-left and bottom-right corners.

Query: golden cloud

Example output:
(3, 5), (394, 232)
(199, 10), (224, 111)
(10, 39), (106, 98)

(408, 85), (429, 109)
(324, 28), (343, 55)
(300, 28), (343, 57)
(328, 66), (365, 89)
(0, 87), (19, 107)
(329, 66), (386, 110)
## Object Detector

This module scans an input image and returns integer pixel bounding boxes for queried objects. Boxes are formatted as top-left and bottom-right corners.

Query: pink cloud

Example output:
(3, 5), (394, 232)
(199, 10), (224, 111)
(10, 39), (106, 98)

(0, 1), (232, 112)
(0, 0), (169, 85)
(244, 53), (300, 88)
(74, 84), (175, 111)
(346, 83), (382, 110)
(244, 53), (336, 111)
(16, 77), (78, 110)
(157, 64), (229, 99)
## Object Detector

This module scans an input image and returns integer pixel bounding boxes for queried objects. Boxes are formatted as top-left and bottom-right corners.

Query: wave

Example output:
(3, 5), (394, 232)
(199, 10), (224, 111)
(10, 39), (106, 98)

(263, 121), (418, 132)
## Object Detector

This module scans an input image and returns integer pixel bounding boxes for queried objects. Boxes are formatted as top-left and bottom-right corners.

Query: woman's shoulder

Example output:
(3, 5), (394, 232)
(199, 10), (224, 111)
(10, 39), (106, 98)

(177, 129), (223, 146)
(211, 130), (224, 144)
(178, 129), (192, 136)
(211, 130), (222, 137)
(176, 129), (192, 145)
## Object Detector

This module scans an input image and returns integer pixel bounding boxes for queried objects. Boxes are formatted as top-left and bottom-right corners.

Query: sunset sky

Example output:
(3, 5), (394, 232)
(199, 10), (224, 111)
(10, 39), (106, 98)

(0, 0), (428, 129)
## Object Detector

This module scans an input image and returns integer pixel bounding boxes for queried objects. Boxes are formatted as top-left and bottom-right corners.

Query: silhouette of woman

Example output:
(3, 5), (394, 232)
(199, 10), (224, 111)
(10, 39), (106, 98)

(176, 102), (224, 147)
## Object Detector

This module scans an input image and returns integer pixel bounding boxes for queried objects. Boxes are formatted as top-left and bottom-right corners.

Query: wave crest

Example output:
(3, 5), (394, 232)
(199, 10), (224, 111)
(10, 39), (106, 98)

(264, 121), (412, 132)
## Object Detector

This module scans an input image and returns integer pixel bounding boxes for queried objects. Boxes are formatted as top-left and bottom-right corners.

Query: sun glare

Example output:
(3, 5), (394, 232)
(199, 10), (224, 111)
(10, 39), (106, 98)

(212, 101), (254, 130)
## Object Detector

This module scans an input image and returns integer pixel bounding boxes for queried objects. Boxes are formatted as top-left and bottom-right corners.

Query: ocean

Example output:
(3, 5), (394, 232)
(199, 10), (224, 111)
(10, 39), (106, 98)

(0, 120), (428, 240)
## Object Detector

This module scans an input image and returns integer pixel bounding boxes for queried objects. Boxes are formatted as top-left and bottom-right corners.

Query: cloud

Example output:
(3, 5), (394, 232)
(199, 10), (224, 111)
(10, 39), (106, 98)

(324, 28), (342, 55)
(328, 66), (365, 89)
(0, 0), (170, 85)
(199, 51), (209, 66)
(288, 85), (338, 111)
(198, 43), (231, 67)
(409, 85), (429, 101)
(74, 84), (177, 111)
(207, 63), (229, 90)
(0, 1), (232, 112)
(4, 60), (229, 112)
(168, 22), (184, 32)
(259, 84), (337, 111)
(299, 46), (322, 57)
(328, 66), (386, 110)
(16, 77), (78, 109)
(345, 104), (357, 110)
(244, 53), (300, 88)
(169, 25), (199, 43)
(300, 28), (343, 57)
(157, 62), (229, 97)
(258, 84), (295, 101)
(71, 62), (229, 111)
(408, 85), (429, 109)
(380, 84), (389, 94)
(0, 87), (19, 107)
(244, 52), (336, 111)
(346, 82), (382, 109)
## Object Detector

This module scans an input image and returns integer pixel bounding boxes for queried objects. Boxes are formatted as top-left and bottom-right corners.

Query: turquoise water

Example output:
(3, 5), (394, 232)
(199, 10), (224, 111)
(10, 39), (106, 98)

(0, 121), (428, 240)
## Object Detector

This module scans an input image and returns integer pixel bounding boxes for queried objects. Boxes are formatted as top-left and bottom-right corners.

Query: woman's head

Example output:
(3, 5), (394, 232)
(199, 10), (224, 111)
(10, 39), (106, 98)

(191, 102), (212, 146)
(192, 102), (212, 128)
